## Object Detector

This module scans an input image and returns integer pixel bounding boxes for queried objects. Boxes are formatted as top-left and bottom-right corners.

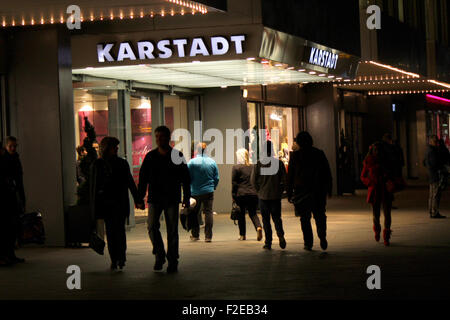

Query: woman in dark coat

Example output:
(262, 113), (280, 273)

(360, 142), (394, 246)
(232, 148), (263, 241)
(90, 137), (141, 270)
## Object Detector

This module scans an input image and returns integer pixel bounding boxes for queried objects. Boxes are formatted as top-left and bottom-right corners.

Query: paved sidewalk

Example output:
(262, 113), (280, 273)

(1, 185), (449, 300)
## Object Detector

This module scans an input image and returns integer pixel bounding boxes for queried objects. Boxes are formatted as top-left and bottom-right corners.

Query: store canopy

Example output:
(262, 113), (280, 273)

(335, 61), (450, 96)
(0, 0), (218, 27)
(73, 59), (333, 89)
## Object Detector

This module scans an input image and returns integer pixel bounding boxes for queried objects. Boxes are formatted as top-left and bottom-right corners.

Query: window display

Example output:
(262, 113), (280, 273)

(74, 90), (114, 150)
(264, 105), (299, 167)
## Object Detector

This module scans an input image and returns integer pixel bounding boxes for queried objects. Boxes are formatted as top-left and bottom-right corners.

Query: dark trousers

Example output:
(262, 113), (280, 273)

(236, 195), (261, 236)
(373, 195), (392, 230)
(296, 207), (327, 248)
(0, 214), (19, 259)
(148, 203), (179, 263)
(259, 199), (284, 246)
(104, 215), (127, 264)
(191, 193), (214, 239)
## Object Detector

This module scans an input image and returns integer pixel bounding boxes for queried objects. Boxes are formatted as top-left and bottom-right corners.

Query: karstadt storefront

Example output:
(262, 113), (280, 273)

(0, 2), (359, 246)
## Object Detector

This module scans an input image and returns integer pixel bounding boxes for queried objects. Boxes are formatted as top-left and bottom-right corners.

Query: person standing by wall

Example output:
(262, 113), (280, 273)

(287, 132), (332, 251)
(232, 148), (263, 241)
(90, 137), (141, 270)
(0, 136), (26, 265)
(138, 126), (191, 273)
(424, 135), (446, 219)
(251, 140), (287, 250)
(188, 143), (219, 243)
(361, 142), (395, 245)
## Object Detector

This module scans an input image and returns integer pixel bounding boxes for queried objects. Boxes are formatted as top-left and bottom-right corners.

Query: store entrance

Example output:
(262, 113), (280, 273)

(247, 102), (303, 166)
(73, 83), (193, 223)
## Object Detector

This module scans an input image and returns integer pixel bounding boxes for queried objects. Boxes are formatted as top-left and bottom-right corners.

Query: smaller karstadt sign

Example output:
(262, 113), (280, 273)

(308, 47), (339, 70)
(97, 35), (246, 62)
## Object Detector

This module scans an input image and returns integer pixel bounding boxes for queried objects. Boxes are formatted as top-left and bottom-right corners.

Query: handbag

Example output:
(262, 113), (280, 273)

(89, 230), (105, 255)
(230, 202), (240, 225)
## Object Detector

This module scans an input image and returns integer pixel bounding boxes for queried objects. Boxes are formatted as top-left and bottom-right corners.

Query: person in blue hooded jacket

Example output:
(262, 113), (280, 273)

(188, 142), (219, 242)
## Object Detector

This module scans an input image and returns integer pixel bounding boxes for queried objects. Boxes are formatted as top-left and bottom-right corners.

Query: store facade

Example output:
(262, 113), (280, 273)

(2, 0), (449, 246)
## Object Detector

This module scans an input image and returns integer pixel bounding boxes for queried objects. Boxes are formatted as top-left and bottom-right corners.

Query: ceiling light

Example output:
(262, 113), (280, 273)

(309, 71), (316, 75)
(298, 69), (306, 72)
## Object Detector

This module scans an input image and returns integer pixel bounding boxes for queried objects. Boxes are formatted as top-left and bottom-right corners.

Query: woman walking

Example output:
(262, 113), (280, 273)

(232, 148), (263, 241)
(91, 137), (141, 270)
(360, 142), (394, 246)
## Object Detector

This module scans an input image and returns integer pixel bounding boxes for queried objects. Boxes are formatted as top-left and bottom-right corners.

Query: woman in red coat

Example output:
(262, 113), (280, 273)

(360, 142), (393, 246)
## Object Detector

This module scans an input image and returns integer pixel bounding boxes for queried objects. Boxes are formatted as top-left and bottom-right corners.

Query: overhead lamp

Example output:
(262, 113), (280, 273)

(243, 89), (248, 98)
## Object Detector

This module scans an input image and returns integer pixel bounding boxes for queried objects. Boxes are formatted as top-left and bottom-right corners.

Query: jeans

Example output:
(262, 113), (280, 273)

(429, 182), (442, 216)
(104, 214), (127, 264)
(259, 199), (284, 246)
(236, 195), (261, 236)
(373, 195), (392, 230)
(191, 193), (214, 240)
(148, 203), (179, 263)
(295, 203), (327, 248)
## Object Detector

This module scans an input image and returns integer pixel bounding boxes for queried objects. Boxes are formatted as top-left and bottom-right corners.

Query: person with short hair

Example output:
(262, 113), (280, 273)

(251, 140), (287, 250)
(138, 126), (191, 273)
(424, 135), (446, 219)
(90, 136), (141, 270)
(287, 131), (332, 251)
(0, 136), (26, 265)
(188, 142), (220, 243)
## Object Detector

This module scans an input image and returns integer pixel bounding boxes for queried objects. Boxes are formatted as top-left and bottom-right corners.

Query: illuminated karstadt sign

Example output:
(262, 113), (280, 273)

(308, 47), (339, 69)
(97, 35), (246, 62)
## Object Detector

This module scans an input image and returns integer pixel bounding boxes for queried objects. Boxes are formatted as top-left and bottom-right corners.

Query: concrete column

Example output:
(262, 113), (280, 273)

(305, 84), (339, 195)
(150, 93), (165, 148)
(7, 27), (76, 246)
(359, 0), (379, 61)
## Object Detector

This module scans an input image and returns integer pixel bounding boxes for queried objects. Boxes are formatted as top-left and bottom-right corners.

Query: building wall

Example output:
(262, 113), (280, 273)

(7, 27), (76, 246)
(365, 96), (393, 146)
(305, 83), (339, 195)
(201, 87), (243, 213)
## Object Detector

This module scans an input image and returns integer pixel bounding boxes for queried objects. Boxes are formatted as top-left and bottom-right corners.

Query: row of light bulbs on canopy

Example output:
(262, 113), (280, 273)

(368, 89), (450, 95)
(1, 0), (207, 27)
(245, 57), (345, 81)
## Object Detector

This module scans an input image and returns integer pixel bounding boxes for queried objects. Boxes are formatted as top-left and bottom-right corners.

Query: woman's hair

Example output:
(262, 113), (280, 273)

(76, 145), (86, 159)
(365, 142), (382, 160)
(236, 148), (250, 166)
(99, 137), (120, 159)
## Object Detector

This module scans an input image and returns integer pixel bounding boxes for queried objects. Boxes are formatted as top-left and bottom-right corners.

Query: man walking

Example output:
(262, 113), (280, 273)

(138, 126), (191, 273)
(187, 143), (219, 242)
(251, 140), (287, 250)
(0, 136), (26, 265)
(424, 135), (446, 219)
(287, 132), (332, 251)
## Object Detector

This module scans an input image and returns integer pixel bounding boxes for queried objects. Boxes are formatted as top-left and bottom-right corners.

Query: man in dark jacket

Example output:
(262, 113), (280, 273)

(251, 140), (287, 250)
(0, 136), (26, 265)
(424, 135), (446, 219)
(287, 132), (332, 251)
(138, 126), (191, 273)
